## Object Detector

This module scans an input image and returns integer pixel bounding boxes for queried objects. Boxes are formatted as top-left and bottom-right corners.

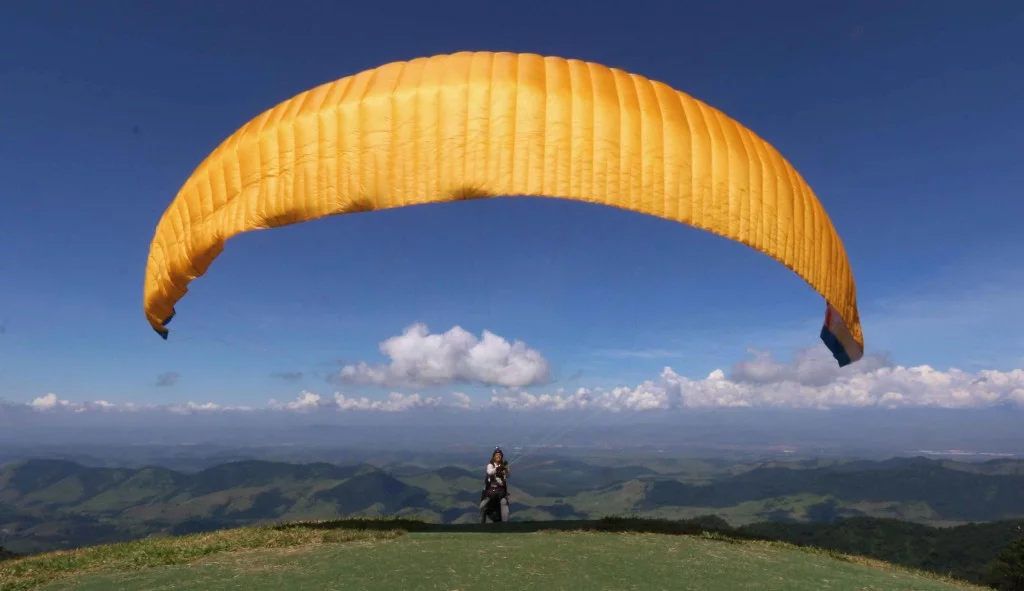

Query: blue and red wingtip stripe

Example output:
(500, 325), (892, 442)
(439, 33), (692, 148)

(820, 324), (850, 366)
(820, 304), (863, 367)
(154, 309), (176, 340)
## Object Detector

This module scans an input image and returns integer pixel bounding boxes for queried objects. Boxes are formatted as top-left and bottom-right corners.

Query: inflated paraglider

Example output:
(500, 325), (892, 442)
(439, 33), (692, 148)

(143, 51), (864, 367)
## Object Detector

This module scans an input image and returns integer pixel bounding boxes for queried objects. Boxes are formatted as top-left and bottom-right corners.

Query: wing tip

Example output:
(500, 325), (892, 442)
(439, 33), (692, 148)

(820, 304), (864, 368)
(152, 309), (176, 340)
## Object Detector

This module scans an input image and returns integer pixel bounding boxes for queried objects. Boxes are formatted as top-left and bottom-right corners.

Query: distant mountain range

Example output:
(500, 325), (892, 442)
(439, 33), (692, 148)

(3, 455), (1024, 556)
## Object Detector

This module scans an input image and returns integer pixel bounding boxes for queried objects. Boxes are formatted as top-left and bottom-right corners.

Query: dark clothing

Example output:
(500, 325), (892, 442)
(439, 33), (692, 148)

(484, 460), (509, 493)
(480, 459), (510, 522)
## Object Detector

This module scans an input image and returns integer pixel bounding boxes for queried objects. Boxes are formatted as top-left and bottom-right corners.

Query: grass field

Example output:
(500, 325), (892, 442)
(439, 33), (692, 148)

(1, 519), (986, 591)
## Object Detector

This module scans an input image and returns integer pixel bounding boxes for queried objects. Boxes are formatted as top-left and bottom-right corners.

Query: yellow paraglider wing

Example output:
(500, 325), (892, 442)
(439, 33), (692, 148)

(144, 51), (864, 366)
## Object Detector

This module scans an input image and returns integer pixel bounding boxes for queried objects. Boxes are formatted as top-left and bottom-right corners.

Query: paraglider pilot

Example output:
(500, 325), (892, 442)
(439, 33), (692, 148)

(480, 447), (510, 522)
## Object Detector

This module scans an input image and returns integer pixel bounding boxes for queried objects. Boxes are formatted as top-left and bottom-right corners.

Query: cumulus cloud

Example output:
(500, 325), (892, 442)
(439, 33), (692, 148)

(488, 345), (1024, 412)
(30, 393), (75, 411)
(15, 393), (247, 415)
(8, 346), (1023, 417)
(169, 401), (235, 414)
(450, 392), (473, 409)
(7, 391), (455, 415)
(268, 391), (444, 412)
(729, 347), (893, 388)
(335, 323), (550, 389)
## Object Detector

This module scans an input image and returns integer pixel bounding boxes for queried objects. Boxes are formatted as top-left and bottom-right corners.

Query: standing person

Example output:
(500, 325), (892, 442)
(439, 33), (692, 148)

(480, 447), (511, 522)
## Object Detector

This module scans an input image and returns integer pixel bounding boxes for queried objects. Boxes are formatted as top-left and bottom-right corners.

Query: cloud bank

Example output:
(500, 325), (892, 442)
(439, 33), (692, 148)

(6, 346), (1022, 417)
(9, 393), (251, 415)
(268, 391), (443, 412)
(489, 347), (1024, 412)
(334, 323), (551, 389)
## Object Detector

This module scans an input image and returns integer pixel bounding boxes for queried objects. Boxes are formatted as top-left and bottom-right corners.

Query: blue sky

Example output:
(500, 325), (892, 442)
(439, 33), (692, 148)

(1, 0), (1022, 414)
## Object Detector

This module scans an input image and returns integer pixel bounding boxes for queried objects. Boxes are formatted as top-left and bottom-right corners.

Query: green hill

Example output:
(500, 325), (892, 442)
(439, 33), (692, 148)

(0, 519), (984, 591)
(5, 456), (1024, 585)
(642, 457), (1024, 522)
(741, 516), (1024, 585)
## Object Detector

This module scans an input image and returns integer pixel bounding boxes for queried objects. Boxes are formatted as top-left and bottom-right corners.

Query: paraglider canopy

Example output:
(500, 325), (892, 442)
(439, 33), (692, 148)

(143, 51), (864, 367)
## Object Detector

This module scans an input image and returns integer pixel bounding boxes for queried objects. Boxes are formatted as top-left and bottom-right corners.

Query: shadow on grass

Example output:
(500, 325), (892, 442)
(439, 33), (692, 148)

(272, 515), (771, 543)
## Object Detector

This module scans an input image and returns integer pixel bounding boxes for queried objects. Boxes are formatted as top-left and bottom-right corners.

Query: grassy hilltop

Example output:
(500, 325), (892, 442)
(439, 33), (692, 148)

(0, 518), (986, 591)
(6, 454), (1024, 557)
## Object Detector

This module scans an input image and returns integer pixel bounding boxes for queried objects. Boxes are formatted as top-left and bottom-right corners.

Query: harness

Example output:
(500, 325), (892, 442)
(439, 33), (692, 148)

(480, 448), (510, 523)
(483, 461), (509, 497)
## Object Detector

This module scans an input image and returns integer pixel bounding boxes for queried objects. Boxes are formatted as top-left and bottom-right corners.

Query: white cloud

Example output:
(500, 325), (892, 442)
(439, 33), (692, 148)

(728, 347), (893, 388)
(450, 392), (473, 409)
(268, 390), (444, 412)
(30, 393), (72, 411)
(488, 345), (1024, 411)
(269, 391), (328, 412)
(335, 323), (550, 389)
(18, 394), (248, 415)
(7, 391), (448, 415)
(8, 388), (455, 416)
(9, 346), (1023, 416)
(335, 392), (442, 412)
(168, 401), (235, 414)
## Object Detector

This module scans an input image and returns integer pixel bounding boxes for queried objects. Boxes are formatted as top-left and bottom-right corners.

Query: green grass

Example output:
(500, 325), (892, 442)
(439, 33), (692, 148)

(0, 518), (987, 591)
(0, 521), (401, 591)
